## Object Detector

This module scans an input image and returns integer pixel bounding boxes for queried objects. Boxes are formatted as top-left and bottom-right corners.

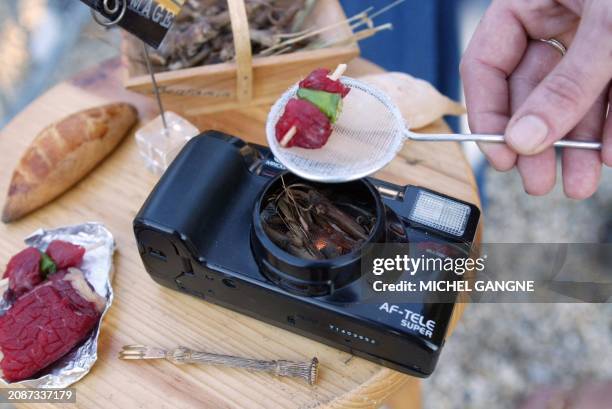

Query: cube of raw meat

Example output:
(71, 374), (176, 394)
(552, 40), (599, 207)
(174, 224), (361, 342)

(275, 99), (332, 149)
(0, 268), (105, 382)
(299, 68), (350, 97)
(45, 240), (85, 270)
(2, 247), (41, 299)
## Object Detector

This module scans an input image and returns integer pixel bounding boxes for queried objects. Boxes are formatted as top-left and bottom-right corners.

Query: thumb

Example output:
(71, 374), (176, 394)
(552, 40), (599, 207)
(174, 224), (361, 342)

(505, 9), (612, 154)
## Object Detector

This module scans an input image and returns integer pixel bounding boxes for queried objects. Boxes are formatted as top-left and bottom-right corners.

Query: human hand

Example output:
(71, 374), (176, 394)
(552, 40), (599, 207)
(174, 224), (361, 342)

(460, 0), (612, 199)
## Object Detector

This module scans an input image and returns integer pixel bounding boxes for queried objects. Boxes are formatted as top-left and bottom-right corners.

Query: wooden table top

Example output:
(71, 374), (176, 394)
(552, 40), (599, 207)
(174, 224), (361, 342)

(0, 57), (481, 409)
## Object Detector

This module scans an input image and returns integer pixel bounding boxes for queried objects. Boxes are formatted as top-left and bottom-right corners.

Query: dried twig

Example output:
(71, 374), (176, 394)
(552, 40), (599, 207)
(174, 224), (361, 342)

(308, 23), (393, 50)
(262, 183), (375, 260)
(258, 10), (371, 56)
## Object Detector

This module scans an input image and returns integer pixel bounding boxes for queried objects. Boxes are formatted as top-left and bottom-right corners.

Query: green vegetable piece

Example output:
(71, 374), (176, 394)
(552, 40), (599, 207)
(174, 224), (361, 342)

(40, 251), (57, 276)
(297, 88), (342, 123)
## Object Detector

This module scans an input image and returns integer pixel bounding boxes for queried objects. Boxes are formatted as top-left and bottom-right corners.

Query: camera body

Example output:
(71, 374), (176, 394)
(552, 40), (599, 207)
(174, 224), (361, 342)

(134, 131), (480, 377)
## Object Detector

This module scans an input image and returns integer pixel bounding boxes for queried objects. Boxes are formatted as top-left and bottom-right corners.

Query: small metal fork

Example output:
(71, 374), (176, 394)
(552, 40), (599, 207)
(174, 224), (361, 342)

(119, 345), (319, 385)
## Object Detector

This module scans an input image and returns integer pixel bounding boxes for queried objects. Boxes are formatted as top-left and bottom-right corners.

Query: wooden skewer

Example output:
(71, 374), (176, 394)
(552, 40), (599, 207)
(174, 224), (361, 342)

(280, 126), (297, 147)
(328, 63), (347, 81)
(280, 64), (348, 147)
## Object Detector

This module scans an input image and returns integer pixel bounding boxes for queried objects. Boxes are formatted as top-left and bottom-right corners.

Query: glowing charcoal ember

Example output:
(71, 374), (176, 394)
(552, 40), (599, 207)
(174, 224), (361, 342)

(45, 240), (85, 270)
(2, 247), (41, 299)
(298, 68), (350, 97)
(0, 268), (104, 382)
(275, 99), (332, 149)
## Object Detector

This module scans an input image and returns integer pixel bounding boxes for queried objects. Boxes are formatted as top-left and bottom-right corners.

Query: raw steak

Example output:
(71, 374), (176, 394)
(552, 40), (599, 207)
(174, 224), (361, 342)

(46, 240), (85, 270)
(0, 268), (105, 382)
(276, 99), (332, 149)
(2, 247), (42, 299)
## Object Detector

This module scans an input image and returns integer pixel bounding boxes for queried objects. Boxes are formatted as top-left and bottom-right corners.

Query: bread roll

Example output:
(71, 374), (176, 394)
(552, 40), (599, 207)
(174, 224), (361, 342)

(358, 72), (465, 129)
(2, 103), (138, 222)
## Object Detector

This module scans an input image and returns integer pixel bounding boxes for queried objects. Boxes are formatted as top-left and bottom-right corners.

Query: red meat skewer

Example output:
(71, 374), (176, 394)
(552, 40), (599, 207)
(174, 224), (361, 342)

(280, 64), (348, 147)
(0, 268), (105, 382)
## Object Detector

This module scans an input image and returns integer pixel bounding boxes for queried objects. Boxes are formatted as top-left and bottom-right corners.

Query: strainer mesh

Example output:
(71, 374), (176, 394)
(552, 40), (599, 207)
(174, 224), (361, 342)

(266, 77), (406, 182)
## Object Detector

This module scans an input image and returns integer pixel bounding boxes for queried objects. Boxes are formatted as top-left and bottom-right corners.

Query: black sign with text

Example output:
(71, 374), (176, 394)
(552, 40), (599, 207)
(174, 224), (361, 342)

(81, 0), (185, 48)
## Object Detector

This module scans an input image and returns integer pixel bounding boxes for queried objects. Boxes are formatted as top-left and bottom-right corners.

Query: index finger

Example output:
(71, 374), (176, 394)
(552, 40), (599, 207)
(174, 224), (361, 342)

(460, 0), (527, 170)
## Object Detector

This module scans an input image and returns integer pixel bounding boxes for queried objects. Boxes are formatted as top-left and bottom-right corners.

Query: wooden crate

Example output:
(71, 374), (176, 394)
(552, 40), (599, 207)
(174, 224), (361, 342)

(121, 0), (360, 116)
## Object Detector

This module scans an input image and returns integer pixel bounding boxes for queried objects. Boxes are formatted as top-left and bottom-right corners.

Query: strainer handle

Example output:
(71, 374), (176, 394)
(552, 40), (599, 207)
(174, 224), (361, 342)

(405, 132), (602, 150)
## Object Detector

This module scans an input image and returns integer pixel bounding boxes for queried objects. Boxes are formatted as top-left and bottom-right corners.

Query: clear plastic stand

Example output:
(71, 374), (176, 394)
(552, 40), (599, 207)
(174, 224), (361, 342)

(135, 112), (198, 176)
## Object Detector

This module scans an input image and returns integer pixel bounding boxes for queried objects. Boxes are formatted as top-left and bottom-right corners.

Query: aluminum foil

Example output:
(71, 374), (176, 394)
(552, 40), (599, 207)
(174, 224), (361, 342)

(0, 222), (115, 388)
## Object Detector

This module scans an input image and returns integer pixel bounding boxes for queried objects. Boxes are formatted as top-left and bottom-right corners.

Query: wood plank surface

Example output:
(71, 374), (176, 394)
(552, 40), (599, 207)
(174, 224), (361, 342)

(0, 58), (480, 409)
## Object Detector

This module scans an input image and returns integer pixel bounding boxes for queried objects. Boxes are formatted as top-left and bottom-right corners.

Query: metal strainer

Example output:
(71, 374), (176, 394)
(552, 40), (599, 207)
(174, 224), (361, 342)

(266, 77), (602, 183)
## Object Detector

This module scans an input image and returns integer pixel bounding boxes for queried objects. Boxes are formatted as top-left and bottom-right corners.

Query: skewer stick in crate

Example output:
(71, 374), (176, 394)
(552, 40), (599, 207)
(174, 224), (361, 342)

(280, 64), (347, 147)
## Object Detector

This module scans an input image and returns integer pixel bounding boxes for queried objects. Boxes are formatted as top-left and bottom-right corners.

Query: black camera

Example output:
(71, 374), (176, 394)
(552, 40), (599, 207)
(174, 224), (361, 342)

(134, 131), (480, 377)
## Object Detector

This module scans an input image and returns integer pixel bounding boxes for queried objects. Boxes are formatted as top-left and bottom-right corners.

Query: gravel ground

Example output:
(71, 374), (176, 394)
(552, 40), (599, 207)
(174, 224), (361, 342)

(423, 165), (612, 409)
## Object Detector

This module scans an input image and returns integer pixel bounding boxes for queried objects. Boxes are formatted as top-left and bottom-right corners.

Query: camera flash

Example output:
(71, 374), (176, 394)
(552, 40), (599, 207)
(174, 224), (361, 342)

(408, 191), (470, 236)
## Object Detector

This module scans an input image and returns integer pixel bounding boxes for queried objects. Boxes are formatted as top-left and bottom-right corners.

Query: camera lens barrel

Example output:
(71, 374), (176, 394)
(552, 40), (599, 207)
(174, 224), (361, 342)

(251, 173), (386, 297)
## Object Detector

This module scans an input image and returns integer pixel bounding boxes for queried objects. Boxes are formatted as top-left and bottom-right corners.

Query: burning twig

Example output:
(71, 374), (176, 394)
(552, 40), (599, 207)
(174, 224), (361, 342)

(261, 181), (375, 260)
(307, 190), (368, 240)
